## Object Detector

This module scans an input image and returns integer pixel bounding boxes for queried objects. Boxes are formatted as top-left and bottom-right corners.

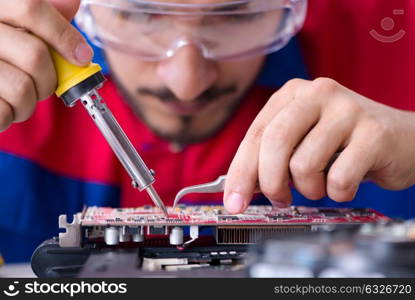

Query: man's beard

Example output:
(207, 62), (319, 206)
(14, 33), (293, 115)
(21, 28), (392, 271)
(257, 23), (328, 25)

(110, 75), (248, 145)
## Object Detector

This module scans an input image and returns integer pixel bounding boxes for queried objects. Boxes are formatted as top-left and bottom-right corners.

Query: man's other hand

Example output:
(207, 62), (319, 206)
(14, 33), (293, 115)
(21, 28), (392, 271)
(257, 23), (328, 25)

(224, 78), (415, 213)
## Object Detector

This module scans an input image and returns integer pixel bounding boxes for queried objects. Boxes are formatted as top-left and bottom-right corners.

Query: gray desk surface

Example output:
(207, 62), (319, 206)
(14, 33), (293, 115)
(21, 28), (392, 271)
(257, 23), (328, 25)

(0, 263), (35, 278)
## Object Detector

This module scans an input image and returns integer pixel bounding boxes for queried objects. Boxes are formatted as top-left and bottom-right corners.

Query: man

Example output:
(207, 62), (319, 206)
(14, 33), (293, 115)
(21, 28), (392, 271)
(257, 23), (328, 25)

(0, 0), (414, 262)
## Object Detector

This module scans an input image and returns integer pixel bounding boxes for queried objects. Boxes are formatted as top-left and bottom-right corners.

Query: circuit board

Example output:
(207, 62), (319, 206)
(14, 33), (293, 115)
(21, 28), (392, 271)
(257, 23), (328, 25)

(81, 205), (389, 226)
(58, 205), (390, 248)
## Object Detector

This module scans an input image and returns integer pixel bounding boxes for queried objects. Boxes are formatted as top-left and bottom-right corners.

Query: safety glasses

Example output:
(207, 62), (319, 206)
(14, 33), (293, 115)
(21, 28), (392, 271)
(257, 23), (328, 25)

(76, 0), (307, 61)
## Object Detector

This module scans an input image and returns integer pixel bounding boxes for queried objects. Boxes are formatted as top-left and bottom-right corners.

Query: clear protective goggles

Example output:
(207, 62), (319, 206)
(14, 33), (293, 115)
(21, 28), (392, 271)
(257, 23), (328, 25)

(76, 0), (307, 61)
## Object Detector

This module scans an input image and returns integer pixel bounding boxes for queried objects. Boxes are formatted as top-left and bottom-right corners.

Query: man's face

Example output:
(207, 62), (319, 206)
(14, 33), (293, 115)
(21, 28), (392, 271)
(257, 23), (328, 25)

(103, 0), (267, 144)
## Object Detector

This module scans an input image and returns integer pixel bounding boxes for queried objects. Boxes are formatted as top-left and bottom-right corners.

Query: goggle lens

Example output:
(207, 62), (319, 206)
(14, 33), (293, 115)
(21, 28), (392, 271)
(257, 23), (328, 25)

(77, 0), (306, 60)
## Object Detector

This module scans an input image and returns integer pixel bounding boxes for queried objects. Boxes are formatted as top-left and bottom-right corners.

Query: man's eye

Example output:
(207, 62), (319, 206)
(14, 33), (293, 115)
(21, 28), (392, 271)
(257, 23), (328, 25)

(226, 12), (263, 23)
(113, 9), (154, 23)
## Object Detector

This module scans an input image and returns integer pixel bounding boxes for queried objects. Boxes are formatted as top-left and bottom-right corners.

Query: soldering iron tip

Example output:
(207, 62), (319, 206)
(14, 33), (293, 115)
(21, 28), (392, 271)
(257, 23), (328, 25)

(146, 185), (168, 217)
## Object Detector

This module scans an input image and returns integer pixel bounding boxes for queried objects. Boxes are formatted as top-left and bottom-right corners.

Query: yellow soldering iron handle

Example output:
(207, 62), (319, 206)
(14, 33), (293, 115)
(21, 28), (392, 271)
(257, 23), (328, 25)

(50, 49), (105, 107)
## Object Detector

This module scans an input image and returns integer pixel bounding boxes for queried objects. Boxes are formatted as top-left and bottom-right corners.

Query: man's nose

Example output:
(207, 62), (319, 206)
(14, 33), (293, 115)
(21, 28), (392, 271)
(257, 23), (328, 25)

(156, 45), (218, 101)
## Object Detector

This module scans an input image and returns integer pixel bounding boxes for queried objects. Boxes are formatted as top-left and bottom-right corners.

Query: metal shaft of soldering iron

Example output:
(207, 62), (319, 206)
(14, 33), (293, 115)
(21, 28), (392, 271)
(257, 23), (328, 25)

(80, 89), (168, 216)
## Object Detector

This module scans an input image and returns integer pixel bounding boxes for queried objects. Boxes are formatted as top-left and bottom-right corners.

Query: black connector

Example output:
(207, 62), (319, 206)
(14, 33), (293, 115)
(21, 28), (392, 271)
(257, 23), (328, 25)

(60, 71), (106, 107)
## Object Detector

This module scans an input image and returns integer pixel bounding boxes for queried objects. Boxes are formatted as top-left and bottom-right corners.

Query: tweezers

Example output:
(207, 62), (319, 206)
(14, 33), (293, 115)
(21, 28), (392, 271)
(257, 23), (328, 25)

(173, 152), (363, 208)
(173, 175), (227, 208)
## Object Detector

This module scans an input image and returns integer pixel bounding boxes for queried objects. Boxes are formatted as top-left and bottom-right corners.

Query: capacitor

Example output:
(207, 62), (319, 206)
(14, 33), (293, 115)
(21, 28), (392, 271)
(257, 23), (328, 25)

(104, 227), (119, 245)
(119, 226), (131, 243)
(132, 226), (144, 242)
(169, 226), (184, 245)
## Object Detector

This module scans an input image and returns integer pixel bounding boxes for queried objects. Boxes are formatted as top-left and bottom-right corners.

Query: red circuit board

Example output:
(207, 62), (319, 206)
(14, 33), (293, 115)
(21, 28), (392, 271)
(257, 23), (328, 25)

(81, 205), (390, 227)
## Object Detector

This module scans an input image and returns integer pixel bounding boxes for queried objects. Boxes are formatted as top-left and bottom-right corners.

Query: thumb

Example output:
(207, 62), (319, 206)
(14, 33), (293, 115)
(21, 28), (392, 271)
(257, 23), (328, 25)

(47, 0), (81, 21)
(43, 0), (93, 66)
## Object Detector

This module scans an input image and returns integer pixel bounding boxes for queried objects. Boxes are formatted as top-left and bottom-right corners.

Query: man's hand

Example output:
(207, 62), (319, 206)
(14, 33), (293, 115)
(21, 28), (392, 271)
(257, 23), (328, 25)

(0, 0), (92, 131)
(224, 78), (415, 213)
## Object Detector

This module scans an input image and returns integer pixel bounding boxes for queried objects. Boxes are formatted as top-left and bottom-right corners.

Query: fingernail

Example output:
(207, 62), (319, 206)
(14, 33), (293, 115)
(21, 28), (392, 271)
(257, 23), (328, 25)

(75, 42), (93, 64)
(226, 192), (244, 214)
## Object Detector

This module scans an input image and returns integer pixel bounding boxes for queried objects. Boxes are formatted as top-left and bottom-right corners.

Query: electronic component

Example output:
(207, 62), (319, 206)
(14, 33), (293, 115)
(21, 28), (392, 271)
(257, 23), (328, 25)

(32, 219), (415, 278)
(169, 227), (184, 245)
(104, 227), (119, 245)
(59, 205), (389, 248)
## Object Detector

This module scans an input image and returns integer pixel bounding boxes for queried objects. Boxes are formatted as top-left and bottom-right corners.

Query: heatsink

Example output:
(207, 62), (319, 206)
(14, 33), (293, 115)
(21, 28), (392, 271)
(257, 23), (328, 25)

(215, 226), (312, 244)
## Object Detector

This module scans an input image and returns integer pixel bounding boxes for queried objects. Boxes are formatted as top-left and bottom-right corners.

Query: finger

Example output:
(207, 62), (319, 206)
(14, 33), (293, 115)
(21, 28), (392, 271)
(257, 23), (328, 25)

(0, 23), (56, 101)
(326, 133), (375, 202)
(289, 113), (354, 200)
(224, 138), (260, 214)
(47, 0), (81, 20)
(224, 78), (309, 213)
(0, 97), (14, 132)
(258, 95), (320, 206)
(0, 0), (93, 65)
(0, 60), (37, 122)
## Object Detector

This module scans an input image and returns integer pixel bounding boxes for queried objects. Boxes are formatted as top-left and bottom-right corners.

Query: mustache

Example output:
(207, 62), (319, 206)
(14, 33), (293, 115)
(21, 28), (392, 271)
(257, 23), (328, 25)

(136, 85), (238, 104)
